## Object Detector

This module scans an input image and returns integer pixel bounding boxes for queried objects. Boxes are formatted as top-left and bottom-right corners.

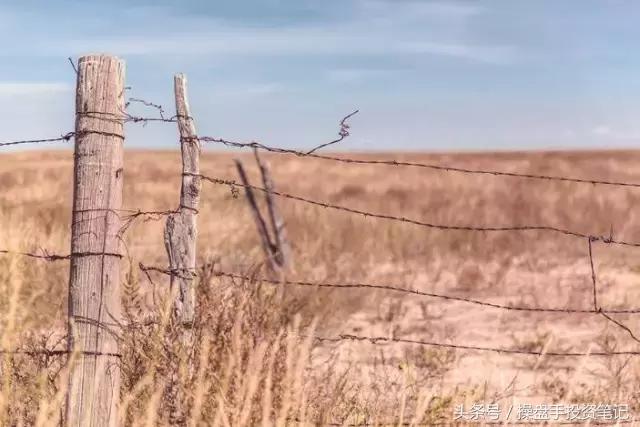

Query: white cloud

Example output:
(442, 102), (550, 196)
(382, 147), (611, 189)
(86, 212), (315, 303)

(357, 0), (482, 19)
(399, 41), (516, 64)
(19, 1), (511, 65)
(46, 28), (514, 64)
(0, 82), (72, 96)
(591, 124), (640, 140)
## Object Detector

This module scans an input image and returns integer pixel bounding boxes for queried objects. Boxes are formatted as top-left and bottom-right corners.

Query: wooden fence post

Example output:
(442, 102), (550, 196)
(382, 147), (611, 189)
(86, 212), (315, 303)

(163, 74), (200, 425)
(66, 54), (125, 427)
(164, 73), (201, 334)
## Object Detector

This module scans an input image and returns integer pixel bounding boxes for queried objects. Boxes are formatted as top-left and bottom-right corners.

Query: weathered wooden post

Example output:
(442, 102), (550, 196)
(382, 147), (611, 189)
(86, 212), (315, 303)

(253, 149), (290, 270)
(235, 150), (290, 273)
(164, 73), (201, 335)
(163, 74), (201, 425)
(66, 54), (125, 427)
(234, 159), (279, 272)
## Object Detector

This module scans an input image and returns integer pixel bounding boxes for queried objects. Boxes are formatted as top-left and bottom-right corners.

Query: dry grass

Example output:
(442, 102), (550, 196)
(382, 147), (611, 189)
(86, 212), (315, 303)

(2, 148), (640, 425)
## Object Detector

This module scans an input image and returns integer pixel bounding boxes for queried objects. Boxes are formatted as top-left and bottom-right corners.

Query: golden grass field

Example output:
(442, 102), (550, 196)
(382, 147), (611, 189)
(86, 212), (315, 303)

(2, 148), (640, 425)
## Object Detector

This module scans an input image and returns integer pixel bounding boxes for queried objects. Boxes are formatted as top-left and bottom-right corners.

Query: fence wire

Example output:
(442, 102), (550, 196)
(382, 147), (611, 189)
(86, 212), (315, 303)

(311, 334), (640, 357)
(214, 270), (640, 314)
(136, 260), (640, 358)
(197, 135), (640, 189)
(193, 172), (640, 248)
(5, 104), (640, 424)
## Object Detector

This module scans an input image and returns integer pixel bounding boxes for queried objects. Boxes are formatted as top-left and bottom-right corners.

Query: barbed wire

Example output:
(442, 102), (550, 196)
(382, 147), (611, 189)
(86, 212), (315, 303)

(312, 334), (640, 357)
(209, 269), (640, 314)
(7, 106), (640, 193)
(76, 110), (180, 125)
(6, 232), (640, 362)
(192, 173), (640, 248)
(0, 249), (69, 262)
(125, 97), (168, 120)
(0, 132), (75, 148)
(7, 98), (640, 413)
(0, 249), (124, 261)
(140, 242), (640, 357)
(0, 206), (179, 262)
(0, 98), (186, 149)
(197, 136), (640, 190)
(305, 109), (359, 154)
(587, 238), (640, 344)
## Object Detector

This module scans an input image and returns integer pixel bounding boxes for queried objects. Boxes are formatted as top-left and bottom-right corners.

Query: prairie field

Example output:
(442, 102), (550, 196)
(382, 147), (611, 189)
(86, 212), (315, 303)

(2, 148), (640, 425)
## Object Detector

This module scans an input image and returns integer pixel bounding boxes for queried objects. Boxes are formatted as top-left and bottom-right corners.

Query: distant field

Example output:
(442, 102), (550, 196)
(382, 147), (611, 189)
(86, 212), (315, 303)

(2, 149), (640, 425)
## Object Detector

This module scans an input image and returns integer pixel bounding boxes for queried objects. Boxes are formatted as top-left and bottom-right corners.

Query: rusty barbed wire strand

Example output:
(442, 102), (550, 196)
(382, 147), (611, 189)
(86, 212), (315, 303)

(0, 119), (175, 149)
(126, 97), (167, 120)
(312, 334), (640, 357)
(76, 110), (180, 125)
(588, 237), (640, 345)
(212, 270), (640, 314)
(192, 173), (640, 248)
(135, 235), (640, 371)
(136, 264), (640, 358)
(7, 112), (640, 193)
(139, 263), (195, 281)
(0, 249), (70, 261)
(1, 98), (187, 149)
(0, 207), (177, 262)
(0, 132), (75, 148)
(306, 109), (359, 154)
(197, 136), (640, 190)
(118, 208), (179, 237)
(0, 249), (123, 260)
(137, 263), (640, 315)
(0, 213), (176, 262)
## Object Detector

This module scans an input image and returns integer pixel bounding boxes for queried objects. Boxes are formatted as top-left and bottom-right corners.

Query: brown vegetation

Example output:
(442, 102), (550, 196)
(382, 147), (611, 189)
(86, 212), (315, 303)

(1, 149), (640, 425)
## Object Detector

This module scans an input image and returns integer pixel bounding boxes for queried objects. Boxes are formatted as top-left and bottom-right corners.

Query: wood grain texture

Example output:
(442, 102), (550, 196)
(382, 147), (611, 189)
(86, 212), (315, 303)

(164, 73), (201, 329)
(163, 73), (201, 426)
(66, 54), (125, 427)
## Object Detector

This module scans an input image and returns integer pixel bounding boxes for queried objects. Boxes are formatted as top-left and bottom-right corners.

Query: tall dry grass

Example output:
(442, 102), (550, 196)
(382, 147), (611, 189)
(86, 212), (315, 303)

(2, 149), (640, 425)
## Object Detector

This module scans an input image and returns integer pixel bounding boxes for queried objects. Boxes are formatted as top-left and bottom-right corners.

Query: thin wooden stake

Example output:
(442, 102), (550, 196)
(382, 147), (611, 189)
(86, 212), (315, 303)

(253, 149), (290, 269)
(66, 54), (125, 427)
(164, 73), (201, 331)
(235, 159), (279, 272)
(163, 74), (201, 425)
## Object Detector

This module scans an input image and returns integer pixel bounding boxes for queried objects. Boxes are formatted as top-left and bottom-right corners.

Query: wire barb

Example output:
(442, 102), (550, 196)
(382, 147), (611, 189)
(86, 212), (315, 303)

(198, 134), (640, 190)
(306, 109), (359, 154)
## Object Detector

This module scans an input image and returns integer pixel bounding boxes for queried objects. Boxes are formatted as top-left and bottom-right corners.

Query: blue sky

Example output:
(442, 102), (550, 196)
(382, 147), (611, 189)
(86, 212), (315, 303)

(1, 0), (639, 151)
